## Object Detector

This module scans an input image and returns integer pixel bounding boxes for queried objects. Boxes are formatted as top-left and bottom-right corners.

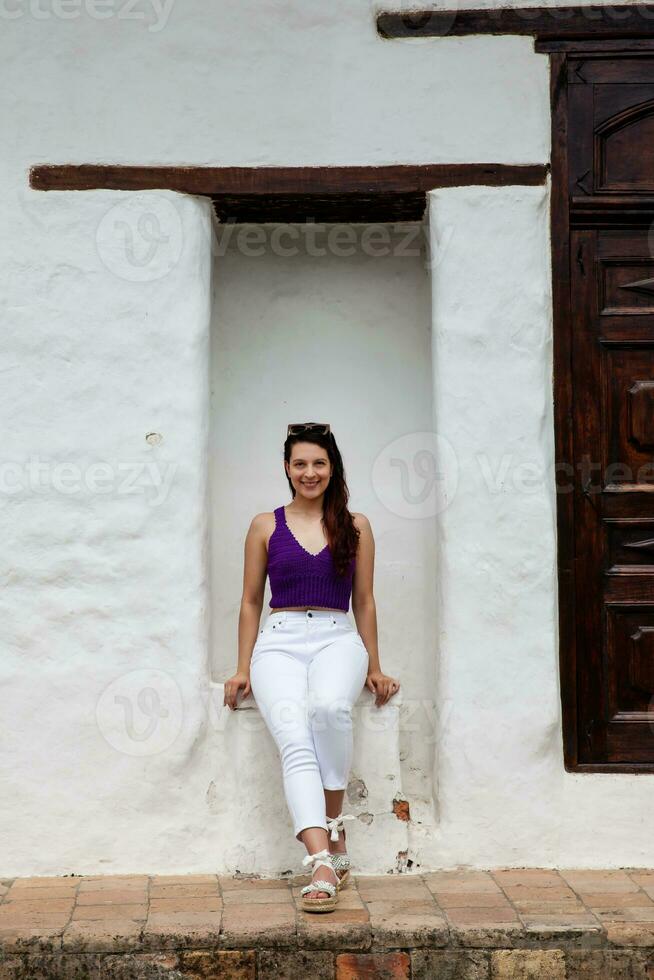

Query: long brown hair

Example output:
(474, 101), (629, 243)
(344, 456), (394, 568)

(283, 430), (359, 577)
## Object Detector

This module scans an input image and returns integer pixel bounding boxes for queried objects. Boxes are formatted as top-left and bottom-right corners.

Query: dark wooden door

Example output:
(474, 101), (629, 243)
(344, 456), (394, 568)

(571, 227), (654, 764)
(554, 50), (654, 768)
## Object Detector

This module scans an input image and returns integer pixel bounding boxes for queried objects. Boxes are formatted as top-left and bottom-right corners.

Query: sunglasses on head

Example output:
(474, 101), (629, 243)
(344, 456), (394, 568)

(287, 422), (331, 437)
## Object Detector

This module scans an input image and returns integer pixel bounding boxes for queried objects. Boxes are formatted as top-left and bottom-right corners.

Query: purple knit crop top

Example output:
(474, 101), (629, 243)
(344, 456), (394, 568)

(267, 505), (355, 612)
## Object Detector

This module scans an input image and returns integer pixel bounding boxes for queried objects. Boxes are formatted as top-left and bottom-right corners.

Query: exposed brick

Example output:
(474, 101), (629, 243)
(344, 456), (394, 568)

(336, 951), (410, 979)
(392, 800), (410, 822)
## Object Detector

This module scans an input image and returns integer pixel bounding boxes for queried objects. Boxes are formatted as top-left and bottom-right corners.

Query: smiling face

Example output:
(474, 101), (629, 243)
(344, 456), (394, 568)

(285, 441), (333, 500)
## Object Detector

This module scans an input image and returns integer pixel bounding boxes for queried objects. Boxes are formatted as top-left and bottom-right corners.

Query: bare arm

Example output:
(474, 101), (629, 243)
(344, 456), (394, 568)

(237, 513), (269, 672)
(351, 513), (381, 673)
(224, 513), (269, 709)
(351, 512), (400, 706)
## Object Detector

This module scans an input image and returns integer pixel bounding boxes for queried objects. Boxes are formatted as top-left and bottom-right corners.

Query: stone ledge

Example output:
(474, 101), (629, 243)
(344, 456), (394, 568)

(2, 947), (654, 979)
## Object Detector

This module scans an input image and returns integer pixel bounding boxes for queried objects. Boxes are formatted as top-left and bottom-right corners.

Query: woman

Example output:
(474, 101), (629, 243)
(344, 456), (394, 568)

(223, 422), (400, 912)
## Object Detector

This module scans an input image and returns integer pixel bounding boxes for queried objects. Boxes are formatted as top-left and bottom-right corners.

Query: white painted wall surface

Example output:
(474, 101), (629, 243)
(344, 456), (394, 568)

(427, 182), (654, 868)
(2, 6), (548, 168)
(208, 221), (436, 871)
(0, 191), (215, 875)
(2, 0), (649, 875)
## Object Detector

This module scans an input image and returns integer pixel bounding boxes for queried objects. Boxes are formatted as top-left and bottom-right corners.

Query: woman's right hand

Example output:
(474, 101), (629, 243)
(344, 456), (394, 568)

(223, 671), (252, 710)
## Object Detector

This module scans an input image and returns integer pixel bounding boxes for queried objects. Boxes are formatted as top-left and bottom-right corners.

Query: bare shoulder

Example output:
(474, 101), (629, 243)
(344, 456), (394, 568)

(250, 511), (275, 528)
(248, 511), (277, 543)
(351, 512), (372, 533)
(351, 513), (374, 565)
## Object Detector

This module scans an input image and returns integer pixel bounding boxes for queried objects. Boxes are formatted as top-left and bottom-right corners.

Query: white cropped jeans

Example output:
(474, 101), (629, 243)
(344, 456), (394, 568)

(249, 608), (370, 840)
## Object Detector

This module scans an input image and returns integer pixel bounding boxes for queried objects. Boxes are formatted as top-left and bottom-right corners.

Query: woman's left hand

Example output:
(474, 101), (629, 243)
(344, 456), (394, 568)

(365, 669), (400, 707)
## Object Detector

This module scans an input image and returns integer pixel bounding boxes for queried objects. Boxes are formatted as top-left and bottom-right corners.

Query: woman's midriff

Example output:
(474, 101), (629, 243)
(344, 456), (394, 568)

(270, 606), (345, 613)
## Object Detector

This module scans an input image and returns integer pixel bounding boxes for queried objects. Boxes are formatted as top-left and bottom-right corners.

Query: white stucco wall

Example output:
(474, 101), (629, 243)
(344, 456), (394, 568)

(2, 0), (650, 876)
(208, 220), (437, 869)
(427, 181), (654, 868)
(0, 190), (215, 874)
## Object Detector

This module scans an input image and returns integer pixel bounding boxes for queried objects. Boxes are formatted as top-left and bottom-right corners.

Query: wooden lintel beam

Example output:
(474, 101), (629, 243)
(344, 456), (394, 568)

(377, 5), (654, 39)
(29, 163), (549, 196)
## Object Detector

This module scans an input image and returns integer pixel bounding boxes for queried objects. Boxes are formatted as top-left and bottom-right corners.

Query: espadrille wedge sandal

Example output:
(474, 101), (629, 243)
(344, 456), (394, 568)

(326, 813), (356, 890)
(300, 848), (339, 913)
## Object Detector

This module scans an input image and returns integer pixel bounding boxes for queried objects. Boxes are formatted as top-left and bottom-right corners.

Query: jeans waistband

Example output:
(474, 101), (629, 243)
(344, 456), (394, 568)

(266, 609), (350, 625)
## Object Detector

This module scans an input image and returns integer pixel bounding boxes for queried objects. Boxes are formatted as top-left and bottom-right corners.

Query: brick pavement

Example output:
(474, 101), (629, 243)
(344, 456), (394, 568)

(1, 867), (654, 977)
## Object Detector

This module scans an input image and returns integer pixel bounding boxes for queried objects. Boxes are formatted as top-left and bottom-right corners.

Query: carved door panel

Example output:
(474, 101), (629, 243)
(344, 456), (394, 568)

(568, 56), (654, 203)
(571, 227), (654, 764)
